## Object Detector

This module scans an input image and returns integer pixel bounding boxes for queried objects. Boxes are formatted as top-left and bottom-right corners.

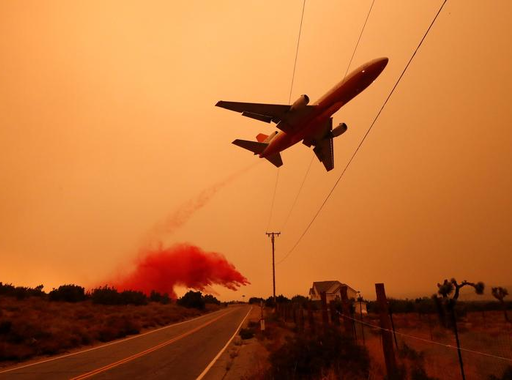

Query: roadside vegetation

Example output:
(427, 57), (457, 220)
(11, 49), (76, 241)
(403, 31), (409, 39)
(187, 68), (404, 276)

(0, 282), (222, 364)
(240, 287), (512, 380)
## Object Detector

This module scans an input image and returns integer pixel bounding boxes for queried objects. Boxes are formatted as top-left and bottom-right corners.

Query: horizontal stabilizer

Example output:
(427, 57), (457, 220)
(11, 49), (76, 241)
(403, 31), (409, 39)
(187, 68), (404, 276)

(265, 153), (283, 168)
(232, 139), (268, 155)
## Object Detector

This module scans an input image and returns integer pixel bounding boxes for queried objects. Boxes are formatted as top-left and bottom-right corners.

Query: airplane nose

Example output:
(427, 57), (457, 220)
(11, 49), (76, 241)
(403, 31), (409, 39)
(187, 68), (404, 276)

(378, 57), (389, 69)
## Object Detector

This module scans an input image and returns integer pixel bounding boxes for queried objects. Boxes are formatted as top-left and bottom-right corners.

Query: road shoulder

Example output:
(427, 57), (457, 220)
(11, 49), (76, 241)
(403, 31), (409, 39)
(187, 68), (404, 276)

(203, 306), (268, 380)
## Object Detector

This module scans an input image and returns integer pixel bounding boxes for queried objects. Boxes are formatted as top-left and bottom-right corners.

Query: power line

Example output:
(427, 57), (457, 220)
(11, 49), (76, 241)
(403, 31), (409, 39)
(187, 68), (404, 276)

(337, 311), (512, 363)
(343, 0), (376, 79)
(278, 0), (449, 264)
(288, 0), (307, 104)
(267, 0), (307, 231)
(266, 169), (280, 231)
(280, 0), (374, 233)
(281, 156), (314, 230)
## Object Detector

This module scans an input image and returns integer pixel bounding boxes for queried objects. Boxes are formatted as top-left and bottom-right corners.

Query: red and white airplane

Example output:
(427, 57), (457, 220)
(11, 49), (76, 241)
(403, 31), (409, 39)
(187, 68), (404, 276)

(216, 57), (388, 171)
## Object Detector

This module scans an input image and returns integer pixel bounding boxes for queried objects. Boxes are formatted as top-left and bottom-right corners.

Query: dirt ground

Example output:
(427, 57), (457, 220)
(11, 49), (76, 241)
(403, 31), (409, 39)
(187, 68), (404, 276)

(204, 305), (269, 380)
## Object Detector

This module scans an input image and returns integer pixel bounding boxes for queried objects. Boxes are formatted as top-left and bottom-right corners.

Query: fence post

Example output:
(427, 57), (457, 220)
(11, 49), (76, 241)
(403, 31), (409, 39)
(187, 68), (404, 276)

(427, 313), (433, 341)
(307, 301), (316, 334)
(450, 306), (466, 380)
(341, 286), (354, 336)
(375, 283), (399, 380)
(389, 308), (399, 350)
(351, 304), (358, 340)
(321, 291), (329, 331)
(297, 304), (304, 333)
(330, 300), (340, 326)
(358, 297), (366, 346)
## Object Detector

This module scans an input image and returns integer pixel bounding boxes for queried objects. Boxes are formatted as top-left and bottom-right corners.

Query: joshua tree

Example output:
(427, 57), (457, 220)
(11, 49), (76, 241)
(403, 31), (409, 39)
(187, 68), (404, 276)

(435, 278), (485, 380)
(437, 278), (485, 307)
(492, 286), (509, 322)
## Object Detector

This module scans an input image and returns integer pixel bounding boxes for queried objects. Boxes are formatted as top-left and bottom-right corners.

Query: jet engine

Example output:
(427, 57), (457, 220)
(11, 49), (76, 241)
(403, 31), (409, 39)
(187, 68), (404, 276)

(330, 122), (348, 138)
(290, 94), (310, 112)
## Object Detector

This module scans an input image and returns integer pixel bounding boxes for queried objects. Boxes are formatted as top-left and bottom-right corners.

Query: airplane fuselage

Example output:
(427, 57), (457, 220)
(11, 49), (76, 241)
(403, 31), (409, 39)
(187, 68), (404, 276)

(259, 57), (388, 158)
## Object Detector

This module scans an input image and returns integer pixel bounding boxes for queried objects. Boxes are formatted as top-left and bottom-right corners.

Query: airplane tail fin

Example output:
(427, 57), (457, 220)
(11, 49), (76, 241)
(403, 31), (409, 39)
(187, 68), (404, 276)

(256, 133), (268, 142)
(232, 139), (267, 155)
(257, 131), (279, 143)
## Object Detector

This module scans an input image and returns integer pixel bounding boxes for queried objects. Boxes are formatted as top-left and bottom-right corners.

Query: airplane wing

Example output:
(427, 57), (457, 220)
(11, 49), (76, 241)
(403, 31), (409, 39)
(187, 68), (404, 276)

(313, 138), (334, 172)
(216, 101), (291, 124)
(308, 118), (334, 171)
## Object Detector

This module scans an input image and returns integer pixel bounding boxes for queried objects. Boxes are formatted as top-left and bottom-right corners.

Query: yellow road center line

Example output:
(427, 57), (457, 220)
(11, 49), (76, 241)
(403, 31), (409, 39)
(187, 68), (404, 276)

(71, 310), (232, 380)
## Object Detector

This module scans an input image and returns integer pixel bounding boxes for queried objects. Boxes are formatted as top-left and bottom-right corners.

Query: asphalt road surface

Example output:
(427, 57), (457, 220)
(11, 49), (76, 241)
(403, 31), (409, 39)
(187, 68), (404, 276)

(0, 305), (251, 380)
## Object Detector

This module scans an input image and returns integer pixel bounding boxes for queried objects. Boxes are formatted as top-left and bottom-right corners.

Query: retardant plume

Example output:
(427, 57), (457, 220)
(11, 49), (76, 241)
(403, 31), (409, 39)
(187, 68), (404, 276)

(108, 243), (250, 298)
(143, 162), (259, 247)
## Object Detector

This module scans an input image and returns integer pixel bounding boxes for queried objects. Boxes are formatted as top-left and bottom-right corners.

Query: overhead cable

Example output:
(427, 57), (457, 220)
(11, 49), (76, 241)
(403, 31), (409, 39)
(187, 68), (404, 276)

(278, 0), (449, 264)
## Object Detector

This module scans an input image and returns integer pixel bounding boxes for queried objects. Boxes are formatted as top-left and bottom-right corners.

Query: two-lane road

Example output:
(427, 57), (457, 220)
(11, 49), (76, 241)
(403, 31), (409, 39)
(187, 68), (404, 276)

(0, 305), (251, 380)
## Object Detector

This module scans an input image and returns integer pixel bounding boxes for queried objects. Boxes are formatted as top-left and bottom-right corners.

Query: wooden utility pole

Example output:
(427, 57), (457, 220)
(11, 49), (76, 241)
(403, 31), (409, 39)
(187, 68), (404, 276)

(265, 232), (280, 305)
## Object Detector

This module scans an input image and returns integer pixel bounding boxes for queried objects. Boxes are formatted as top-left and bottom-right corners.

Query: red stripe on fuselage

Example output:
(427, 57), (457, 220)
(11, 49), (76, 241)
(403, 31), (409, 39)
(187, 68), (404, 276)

(260, 57), (388, 159)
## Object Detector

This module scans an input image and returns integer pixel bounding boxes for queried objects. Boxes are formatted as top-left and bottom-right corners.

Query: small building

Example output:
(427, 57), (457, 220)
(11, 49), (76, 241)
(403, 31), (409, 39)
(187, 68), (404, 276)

(309, 280), (358, 303)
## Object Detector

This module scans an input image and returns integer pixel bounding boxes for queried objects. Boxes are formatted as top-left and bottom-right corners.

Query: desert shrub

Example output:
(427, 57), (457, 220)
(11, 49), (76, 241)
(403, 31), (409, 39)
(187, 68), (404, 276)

(29, 285), (45, 298)
(399, 342), (424, 361)
(291, 295), (308, 305)
(249, 297), (264, 305)
(90, 286), (121, 305)
(0, 320), (12, 335)
(389, 298), (415, 314)
(177, 291), (205, 310)
(0, 342), (35, 361)
(266, 328), (370, 379)
(239, 328), (254, 340)
(265, 298), (275, 308)
(248, 320), (259, 329)
(0, 283), (15, 296)
(414, 297), (436, 314)
(149, 291), (170, 304)
(0, 283), (45, 300)
(106, 315), (141, 336)
(411, 367), (439, 380)
(203, 294), (221, 305)
(91, 287), (147, 305)
(49, 284), (86, 303)
(119, 290), (147, 305)
(490, 366), (512, 380)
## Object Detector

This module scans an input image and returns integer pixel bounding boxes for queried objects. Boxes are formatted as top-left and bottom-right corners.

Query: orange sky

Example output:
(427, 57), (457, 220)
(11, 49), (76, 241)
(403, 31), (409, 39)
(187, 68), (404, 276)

(1, 1), (511, 301)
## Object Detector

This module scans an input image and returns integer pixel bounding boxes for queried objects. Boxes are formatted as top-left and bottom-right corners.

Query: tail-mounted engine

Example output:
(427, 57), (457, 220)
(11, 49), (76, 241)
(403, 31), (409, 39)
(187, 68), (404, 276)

(290, 94), (310, 112)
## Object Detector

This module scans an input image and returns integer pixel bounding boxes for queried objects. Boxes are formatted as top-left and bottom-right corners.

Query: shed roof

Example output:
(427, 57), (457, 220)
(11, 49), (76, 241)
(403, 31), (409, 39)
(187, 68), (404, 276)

(312, 281), (356, 294)
(312, 281), (342, 294)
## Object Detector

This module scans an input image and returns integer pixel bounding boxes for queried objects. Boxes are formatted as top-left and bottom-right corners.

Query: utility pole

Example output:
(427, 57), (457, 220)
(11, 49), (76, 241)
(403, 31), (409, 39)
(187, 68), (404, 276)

(265, 232), (280, 305)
